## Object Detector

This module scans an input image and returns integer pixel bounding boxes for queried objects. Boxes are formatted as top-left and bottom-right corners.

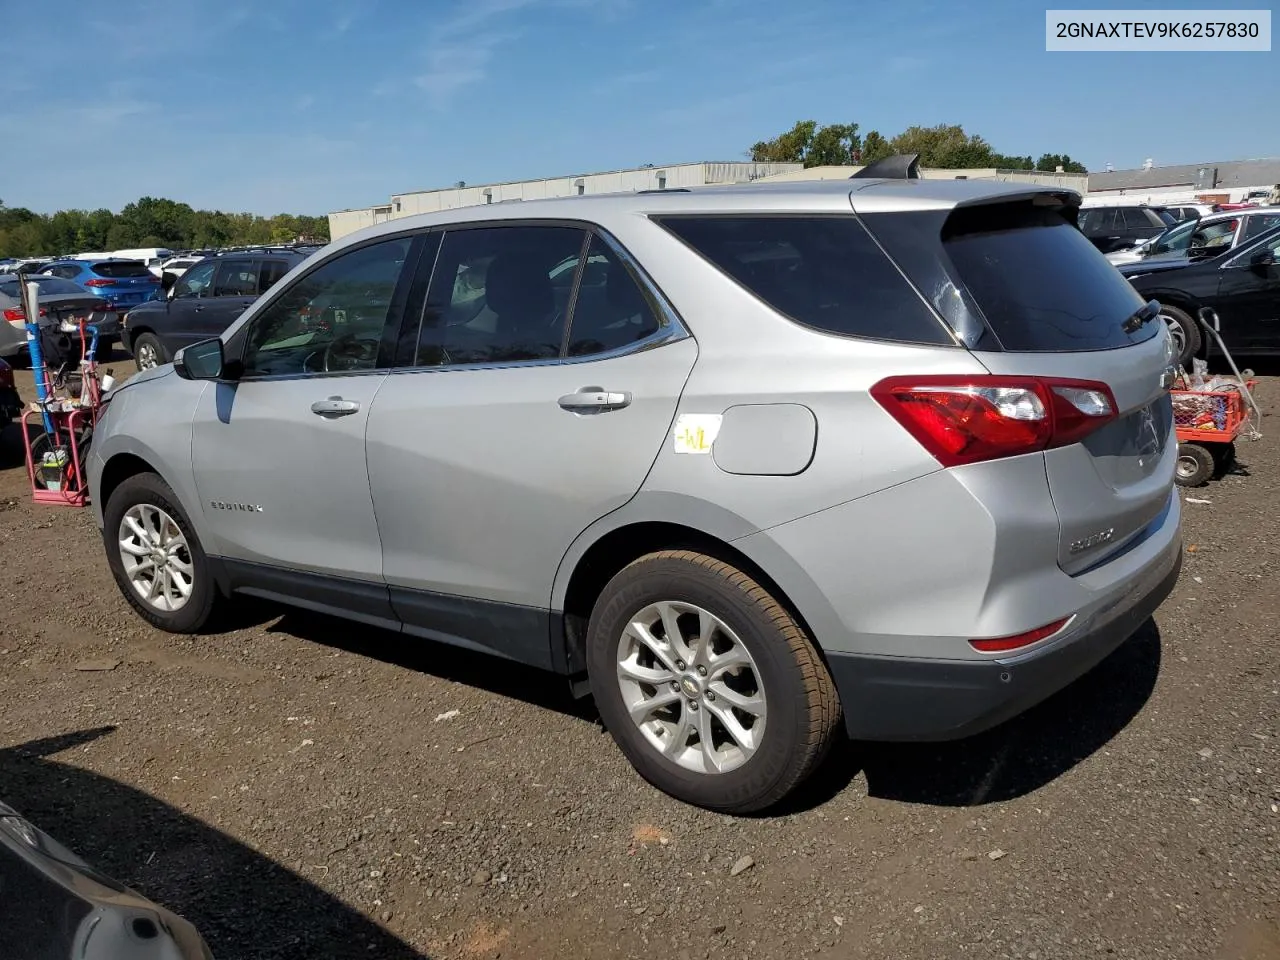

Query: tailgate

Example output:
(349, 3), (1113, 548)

(860, 194), (1177, 575)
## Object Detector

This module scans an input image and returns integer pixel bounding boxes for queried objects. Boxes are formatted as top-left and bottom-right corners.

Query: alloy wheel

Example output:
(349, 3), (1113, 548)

(616, 600), (767, 775)
(118, 504), (194, 612)
(136, 342), (159, 369)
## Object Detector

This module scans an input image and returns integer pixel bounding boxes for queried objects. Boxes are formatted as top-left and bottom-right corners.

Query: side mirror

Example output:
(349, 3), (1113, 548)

(174, 338), (226, 381)
(1250, 249), (1276, 269)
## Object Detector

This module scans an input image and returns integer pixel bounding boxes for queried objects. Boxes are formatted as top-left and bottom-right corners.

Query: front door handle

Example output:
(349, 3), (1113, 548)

(311, 396), (360, 418)
(558, 387), (631, 413)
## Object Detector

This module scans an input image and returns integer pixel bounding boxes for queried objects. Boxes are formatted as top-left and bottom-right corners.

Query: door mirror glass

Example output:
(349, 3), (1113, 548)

(174, 338), (226, 381)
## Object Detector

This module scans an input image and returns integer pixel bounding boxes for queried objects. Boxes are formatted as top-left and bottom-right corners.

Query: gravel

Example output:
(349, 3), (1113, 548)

(1, 358), (1277, 960)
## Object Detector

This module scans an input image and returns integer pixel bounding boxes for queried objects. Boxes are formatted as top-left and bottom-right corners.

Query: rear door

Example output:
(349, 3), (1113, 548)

(365, 223), (696, 665)
(865, 197), (1176, 575)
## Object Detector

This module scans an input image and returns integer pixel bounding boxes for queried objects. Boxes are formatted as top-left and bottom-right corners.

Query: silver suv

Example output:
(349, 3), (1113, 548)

(88, 179), (1183, 813)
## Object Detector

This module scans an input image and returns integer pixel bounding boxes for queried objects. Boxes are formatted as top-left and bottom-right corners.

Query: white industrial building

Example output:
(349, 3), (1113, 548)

(1085, 157), (1280, 205)
(328, 161), (802, 239)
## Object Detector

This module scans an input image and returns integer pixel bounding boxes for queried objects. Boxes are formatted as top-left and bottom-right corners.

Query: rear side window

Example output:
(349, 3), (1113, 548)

(259, 259), (291, 291)
(656, 216), (950, 345)
(939, 203), (1153, 352)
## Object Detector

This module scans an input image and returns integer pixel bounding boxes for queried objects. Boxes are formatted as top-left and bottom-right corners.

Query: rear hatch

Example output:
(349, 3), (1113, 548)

(89, 260), (160, 305)
(860, 194), (1175, 574)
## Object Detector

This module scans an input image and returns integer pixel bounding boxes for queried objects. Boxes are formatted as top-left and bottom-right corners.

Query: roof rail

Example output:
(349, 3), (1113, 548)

(851, 154), (922, 180)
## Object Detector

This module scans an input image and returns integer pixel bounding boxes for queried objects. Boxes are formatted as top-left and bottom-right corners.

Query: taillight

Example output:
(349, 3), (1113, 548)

(2, 307), (46, 322)
(970, 617), (1071, 653)
(871, 375), (1117, 467)
(84, 278), (113, 287)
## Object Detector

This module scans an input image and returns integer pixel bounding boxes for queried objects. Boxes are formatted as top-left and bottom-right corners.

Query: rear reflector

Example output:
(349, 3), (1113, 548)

(871, 375), (1118, 467)
(969, 617), (1070, 653)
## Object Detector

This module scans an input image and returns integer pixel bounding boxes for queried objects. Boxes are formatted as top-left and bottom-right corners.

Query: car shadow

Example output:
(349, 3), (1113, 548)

(261, 607), (601, 725)
(778, 618), (1162, 812)
(1, 728), (429, 960)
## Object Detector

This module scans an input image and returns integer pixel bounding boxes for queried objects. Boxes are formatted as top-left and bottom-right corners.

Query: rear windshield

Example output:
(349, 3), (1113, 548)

(91, 260), (152, 278)
(938, 203), (1155, 352)
(654, 216), (951, 345)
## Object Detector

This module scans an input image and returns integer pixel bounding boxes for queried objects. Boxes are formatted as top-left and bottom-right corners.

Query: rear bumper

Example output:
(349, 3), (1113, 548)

(831, 541), (1182, 741)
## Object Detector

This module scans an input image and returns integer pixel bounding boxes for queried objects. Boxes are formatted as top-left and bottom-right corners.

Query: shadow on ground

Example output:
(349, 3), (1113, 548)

(780, 618), (1162, 812)
(1, 729), (427, 960)
(263, 607), (600, 725)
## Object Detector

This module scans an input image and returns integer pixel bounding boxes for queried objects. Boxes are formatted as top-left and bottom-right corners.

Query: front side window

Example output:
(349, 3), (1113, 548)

(415, 225), (586, 366)
(174, 260), (215, 298)
(1191, 219), (1238, 250)
(212, 259), (259, 297)
(240, 237), (412, 378)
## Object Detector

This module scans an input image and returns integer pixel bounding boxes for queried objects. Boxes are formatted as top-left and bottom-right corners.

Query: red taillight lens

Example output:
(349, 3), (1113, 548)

(84, 278), (113, 287)
(2, 307), (46, 322)
(970, 617), (1071, 653)
(871, 375), (1117, 467)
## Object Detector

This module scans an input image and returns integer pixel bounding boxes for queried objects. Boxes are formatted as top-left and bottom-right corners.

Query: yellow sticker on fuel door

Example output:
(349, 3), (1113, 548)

(673, 414), (723, 454)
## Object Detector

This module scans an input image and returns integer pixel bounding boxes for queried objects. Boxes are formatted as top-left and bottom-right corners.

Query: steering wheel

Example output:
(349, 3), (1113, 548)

(323, 336), (380, 372)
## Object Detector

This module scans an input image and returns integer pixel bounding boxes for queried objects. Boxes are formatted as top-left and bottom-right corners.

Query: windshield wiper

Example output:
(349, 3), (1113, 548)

(1121, 299), (1161, 334)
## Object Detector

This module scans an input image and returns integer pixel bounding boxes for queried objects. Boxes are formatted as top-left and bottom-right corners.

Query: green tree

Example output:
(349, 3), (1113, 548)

(750, 120), (861, 167)
(860, 131), (892, 163)
(1035, 153), (1088, 173)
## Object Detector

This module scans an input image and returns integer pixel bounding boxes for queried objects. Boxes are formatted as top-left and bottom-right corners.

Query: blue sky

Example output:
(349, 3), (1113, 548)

(2, 0), (1276, 216)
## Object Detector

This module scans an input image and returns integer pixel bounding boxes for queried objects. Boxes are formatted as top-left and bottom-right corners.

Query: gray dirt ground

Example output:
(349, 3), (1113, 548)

(0, 355), (1277, 960)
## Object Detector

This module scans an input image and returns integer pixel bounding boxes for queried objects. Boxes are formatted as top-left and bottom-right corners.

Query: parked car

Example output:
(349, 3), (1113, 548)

(1121, 222), (1280, 366)
(0, 798), (213, 959)
(37, 259), (161, 319)
(1078, 204), (1178, 254)
(88, 179), (1182, 813)
(0, 273), (120, 359)
(149, 254), (206, 279)
(1164, 203), (1219, 222)
(121, 250), (304, 370)
(1106, 208), (1280, 266)
(0, 357), (20, 428)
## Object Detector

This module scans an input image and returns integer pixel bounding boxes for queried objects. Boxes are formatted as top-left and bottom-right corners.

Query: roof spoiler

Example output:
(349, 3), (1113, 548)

(850, 154), (921, 180)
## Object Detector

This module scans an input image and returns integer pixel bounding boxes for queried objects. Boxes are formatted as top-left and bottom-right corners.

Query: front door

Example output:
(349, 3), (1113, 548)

(166, 259), (217, 352)
(1215, 231), (1280, 352)
(203, 257), (261, 339)
(190, 235), (420, 603)
(365, 224), (696, 666)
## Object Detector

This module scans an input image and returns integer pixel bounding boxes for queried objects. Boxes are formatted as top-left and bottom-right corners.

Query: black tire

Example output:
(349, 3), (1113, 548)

(1159, 304), (1202, 369)
(131, 332), (167, 371)
(1175, 442), (1215, 487)
(586, 550), (841, 814)
(103, 473), (220, 633)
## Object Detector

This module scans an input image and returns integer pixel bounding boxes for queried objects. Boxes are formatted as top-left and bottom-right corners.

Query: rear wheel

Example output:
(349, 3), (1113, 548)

(104, 473), (220, 632)
(132, 332), (167, 371)
(1175, 442), (1215, 487)
(586, 550), (841, 813)
(1159, 304), (1202, 369)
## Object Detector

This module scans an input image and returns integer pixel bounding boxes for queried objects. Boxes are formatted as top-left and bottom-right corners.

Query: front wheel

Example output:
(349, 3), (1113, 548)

(131, 332), (167, 371)
(104, 473), (220, 632)
(586, 550), (841, 814)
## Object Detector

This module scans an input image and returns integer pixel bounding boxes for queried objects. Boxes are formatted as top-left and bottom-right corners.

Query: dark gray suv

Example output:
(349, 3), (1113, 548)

(121, 250), (304, 370)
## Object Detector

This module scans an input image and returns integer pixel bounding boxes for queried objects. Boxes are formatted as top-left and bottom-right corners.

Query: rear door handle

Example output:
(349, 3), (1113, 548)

(311, 396), (360, 418)
(558, 388), (631, 413)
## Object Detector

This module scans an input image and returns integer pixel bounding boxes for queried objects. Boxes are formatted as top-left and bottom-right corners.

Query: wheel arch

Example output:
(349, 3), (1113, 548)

(552, 510), (828, 684)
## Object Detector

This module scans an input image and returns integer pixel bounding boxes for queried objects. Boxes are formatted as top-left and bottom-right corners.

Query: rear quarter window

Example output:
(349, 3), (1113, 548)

(654, 215), (951, 345)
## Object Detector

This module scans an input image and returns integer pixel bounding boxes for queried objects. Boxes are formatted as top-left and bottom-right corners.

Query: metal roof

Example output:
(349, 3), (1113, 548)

(1090, 158), (1280, 192)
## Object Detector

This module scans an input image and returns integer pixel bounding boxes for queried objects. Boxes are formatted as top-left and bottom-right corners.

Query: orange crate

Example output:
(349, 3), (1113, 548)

(1171, 379), (1257, 444)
